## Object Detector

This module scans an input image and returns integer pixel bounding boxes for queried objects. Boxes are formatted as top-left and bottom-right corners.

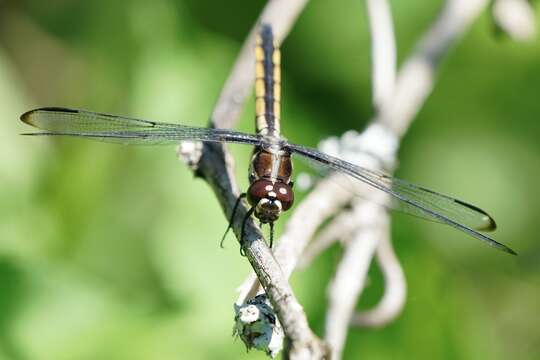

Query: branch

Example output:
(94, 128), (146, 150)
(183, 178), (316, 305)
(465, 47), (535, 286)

(297, 203), (358, 269)
(491, 0), (536, 42)
(237, 0), (493, 358)
(324, 1), (397, 355)
(378, 0), (490, 137)
(324, 201), (387, 360)
(350, 231), (406, 328)
(340, 0), (492, 341)
(366, 0), (397, 112)
(178, 1), (330, 358)
(344, 0), (491, 337)
(192, 143), (325, 358)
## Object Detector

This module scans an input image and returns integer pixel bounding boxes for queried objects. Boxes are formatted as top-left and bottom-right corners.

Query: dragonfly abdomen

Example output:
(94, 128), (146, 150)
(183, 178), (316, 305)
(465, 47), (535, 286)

(255, 24), (281, 137)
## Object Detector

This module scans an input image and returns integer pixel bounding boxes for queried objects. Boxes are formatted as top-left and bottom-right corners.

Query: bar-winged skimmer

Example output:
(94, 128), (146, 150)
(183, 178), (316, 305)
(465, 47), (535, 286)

(20, 24), (516, 255)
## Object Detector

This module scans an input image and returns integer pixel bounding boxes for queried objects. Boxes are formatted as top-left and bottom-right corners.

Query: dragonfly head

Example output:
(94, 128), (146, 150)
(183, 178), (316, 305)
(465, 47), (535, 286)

(248, 179), (294, 223)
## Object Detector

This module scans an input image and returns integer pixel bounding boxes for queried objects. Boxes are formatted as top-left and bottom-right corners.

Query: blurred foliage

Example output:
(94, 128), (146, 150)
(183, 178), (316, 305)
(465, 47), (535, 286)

(0, 0), (539, 359)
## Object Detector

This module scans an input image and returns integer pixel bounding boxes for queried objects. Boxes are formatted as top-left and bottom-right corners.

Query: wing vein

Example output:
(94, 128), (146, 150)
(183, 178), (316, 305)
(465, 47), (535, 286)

(286, 143), (515, 255)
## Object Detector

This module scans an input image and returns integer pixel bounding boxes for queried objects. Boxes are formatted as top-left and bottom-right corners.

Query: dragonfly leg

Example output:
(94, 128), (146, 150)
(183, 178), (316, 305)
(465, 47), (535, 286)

(269, 222), (274, 248)
(220, 193), (247, 248)
(240, 206), (256, 257)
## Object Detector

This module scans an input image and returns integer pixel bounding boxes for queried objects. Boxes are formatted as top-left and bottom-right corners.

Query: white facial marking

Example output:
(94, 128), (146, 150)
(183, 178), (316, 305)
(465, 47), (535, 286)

(279, 187), (287, 195)
(256, 199), (268, 214)
(265, 185), (273, 191)
(268, 191), (277, 198)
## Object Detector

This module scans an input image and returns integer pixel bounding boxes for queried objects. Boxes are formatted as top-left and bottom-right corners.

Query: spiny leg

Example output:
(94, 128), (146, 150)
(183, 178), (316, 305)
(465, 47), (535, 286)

(220, 193), (247, 248)
(240, 206), (256, 257)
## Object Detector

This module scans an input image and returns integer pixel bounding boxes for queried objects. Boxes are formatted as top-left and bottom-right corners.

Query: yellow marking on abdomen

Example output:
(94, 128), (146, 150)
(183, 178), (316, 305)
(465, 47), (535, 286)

(254, 26), (281, 135)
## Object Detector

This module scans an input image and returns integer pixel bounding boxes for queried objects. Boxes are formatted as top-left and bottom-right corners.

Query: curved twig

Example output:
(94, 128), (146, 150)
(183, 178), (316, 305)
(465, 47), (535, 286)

(323, 1), (398, 356)
(351, 231), (406, 328)
(325, 202), (388, 359)
(329, 0), (492, 353)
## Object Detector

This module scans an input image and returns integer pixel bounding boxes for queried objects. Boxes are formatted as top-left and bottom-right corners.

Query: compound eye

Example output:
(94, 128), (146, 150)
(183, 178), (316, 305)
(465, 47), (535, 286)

(275, 183), (294, 210)
(247, 179), (273, 206)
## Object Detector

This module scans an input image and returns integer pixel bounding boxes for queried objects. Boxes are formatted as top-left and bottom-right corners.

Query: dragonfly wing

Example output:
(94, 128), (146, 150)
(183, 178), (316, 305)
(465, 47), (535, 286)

(386, 178), (496, 231)
(286, 143), (516, 255)
(21, 107), (262, 146)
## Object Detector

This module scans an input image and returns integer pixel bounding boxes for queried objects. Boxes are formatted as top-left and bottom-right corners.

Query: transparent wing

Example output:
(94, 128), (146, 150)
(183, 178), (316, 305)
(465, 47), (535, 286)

(21, 107), (262, 146)
(297, 159), (496, 230)
(387, 180), (496, 230)
(286, 143), (516, 255)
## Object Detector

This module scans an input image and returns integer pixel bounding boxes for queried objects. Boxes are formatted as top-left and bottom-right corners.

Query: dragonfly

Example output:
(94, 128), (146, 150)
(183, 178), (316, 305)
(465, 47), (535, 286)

(20, 24), (516, 255)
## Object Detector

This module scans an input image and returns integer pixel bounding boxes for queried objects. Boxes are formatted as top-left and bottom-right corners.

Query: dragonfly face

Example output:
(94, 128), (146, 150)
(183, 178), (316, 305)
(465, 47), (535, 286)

(248, 180), (283, 223)
(247, 179), (294, 223)
(18, 24), (516, 255)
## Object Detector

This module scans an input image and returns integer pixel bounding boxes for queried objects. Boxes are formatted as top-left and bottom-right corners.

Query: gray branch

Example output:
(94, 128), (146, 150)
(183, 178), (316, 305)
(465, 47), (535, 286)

(178, 0), (330, 358)
(323, 1), (398, 356)
(350, 231), (406, 328)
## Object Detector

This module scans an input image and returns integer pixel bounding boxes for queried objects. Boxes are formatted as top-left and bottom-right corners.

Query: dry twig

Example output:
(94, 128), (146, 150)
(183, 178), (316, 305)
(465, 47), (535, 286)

(178, 0), (329, 358)
(323, 1), (398, 356)
(325, 0), (494, 356)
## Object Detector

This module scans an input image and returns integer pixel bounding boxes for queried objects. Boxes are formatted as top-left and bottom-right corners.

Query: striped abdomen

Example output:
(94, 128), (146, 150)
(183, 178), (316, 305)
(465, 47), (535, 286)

(255, 24), (281, 136)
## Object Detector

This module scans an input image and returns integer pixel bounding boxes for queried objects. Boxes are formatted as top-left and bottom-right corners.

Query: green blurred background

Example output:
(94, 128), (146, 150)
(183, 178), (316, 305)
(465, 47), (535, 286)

(1, 0), (539, 359)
